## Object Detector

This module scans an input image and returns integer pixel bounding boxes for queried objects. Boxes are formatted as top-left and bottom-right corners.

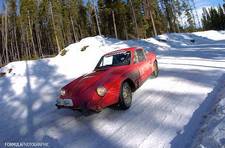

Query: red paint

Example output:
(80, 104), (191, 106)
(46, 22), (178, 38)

(56, 47), (157, 111)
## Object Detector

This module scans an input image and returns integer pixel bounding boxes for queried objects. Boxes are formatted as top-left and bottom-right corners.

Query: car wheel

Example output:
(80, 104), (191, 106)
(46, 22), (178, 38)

(120, 82), (132, 110)
(152, 60), (159, 78)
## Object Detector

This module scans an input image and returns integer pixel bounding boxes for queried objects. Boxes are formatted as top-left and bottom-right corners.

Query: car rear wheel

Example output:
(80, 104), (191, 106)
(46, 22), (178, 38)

(119, 82), (132, 110)
(152, 60), (159, 78)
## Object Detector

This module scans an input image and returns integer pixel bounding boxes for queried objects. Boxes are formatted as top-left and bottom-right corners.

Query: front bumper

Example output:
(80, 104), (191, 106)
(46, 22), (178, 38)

(56, 98), (101, 111)
(56, 98), (73, 107)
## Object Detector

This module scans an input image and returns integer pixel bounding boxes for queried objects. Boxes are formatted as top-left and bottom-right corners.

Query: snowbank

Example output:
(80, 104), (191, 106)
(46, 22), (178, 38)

(3, 30), (223, 80)
(0, 35), (165, 80)
(192, 74), (225, 148)
(193, 30), (225, 41)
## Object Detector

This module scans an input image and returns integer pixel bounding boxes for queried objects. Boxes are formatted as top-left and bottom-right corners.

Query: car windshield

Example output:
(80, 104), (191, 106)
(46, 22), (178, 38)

(96, 51), (131, 69)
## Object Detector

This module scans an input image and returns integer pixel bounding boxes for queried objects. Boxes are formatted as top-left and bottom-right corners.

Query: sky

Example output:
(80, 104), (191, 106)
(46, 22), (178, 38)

(195, 0), (224, 8)
(0, 0), (3, 13)
(194, 0), (224, 16)
(193, 0), (224, 27)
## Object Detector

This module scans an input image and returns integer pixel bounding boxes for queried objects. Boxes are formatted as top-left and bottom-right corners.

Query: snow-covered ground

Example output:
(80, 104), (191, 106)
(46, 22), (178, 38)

(192, 74), (225, 148)
(0, 31), (225, 148)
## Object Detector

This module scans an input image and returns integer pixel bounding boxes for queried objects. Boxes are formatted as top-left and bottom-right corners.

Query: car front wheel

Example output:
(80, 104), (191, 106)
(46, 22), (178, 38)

(119, 82), (132, 110)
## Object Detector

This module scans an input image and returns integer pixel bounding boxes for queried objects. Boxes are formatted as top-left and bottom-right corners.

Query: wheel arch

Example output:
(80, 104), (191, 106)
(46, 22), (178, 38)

(123, 78), (136, 92)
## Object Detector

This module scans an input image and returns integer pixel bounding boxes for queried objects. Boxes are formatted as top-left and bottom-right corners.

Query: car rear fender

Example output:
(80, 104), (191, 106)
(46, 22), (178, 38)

(147, 52), (156, 63)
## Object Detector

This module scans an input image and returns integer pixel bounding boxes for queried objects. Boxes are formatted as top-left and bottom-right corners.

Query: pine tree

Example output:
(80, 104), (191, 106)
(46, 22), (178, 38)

(182, 0), (196, 31)
(223, 0), (225, 10)
(201, 6), (225, 30)
(67, 0), (80, 42)
(161, 0), (177, 32)
(86, 0), (97, 36)
(20, 0), (38, 58)
(143, 0), (157, 36)
(3, 0), (9, 63)
(111, 0), (128, 39)
(190, 0), (201, 28)
(218, 5), (225, 30)
(61, 0), (72, 46)
(98, 0), (129, 39)
(77, 0), (89, 38)
(8, 0), (19, 60)
(38, 0), (53, 55)
(50, 0), (64, 53)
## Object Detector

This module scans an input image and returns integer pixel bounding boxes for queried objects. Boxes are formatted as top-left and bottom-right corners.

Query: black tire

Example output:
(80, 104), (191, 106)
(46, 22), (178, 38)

(152, 60), (159, 78)
(119, 82), (132, 110)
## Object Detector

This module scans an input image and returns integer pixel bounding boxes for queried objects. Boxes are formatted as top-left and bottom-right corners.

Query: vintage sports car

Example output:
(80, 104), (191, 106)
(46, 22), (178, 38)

(56, 47), (158, 112)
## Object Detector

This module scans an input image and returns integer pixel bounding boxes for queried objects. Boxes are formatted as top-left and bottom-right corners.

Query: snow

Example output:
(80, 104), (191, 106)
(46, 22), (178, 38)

(193, 30), (225, 41)
(192, 74), (225, 148)
(0, 30), (225, 148)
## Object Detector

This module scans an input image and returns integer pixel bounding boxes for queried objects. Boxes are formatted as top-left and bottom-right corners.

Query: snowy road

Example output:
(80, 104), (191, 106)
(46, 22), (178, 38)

(0, 33), (225, 148)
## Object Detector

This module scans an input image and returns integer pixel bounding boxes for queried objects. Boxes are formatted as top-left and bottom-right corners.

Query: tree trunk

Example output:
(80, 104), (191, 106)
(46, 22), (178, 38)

(10, 36), (15, 61)
(20, 18), (28, 59)
(191, 0), (201, 28)
(50, 2), (61, 54)
(26, 30), (31, 59)
(129, 0), (139, 39)
(1, 15), (5, 64)
(123, 19), (128, 40)
(171, 1), (180, 33)
(112, 10), (118, 39)
(74, 19), (81, 39)
(145, 0), (157, 36)
(35, 24), (43, 57)
(4, 1), (9, 63)
(70, 16), (78, 42)
(14, 26), (20, 60)
(27, 11), (37, 57)
(92, 0), (101, 36)
(78, 24), (83, 39)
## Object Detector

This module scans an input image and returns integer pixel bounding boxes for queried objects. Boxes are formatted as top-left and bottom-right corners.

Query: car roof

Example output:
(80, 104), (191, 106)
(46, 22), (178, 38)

(104, 47), (143, 56)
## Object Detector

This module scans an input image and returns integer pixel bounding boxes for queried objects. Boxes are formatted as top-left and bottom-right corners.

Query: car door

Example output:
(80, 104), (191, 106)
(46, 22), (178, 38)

(143, 49), (153, 77)
(134, 49), (148, 83)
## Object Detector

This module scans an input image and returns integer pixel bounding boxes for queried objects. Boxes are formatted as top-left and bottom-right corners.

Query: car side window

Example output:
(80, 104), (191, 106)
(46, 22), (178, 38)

(135, 49), (146, 63)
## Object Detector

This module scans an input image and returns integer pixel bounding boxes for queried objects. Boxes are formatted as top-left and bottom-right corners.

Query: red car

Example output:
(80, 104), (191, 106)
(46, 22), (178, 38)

(56, 47), (158, 112)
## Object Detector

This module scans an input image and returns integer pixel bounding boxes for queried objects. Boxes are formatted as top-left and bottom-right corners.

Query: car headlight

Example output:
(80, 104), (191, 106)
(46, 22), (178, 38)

(60, 89), (66, 96)
(96, 86), (107, 97)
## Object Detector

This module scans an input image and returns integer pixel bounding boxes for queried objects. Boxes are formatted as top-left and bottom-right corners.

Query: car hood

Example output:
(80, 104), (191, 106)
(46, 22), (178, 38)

(63, 65), (129, 96)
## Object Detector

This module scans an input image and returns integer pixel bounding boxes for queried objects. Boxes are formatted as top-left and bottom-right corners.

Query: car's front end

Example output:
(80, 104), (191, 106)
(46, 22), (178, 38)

(56, 69), (125, 111)
(56, 75), (109, 111)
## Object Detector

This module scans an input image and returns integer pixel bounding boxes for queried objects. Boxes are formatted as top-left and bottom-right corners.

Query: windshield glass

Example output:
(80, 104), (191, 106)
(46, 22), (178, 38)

(96, 51), (131, 69)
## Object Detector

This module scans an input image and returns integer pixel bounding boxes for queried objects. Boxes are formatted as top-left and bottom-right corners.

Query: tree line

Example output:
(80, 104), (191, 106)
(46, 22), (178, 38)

(202, 3), (225, 31)
(0, 0), (213, 66)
